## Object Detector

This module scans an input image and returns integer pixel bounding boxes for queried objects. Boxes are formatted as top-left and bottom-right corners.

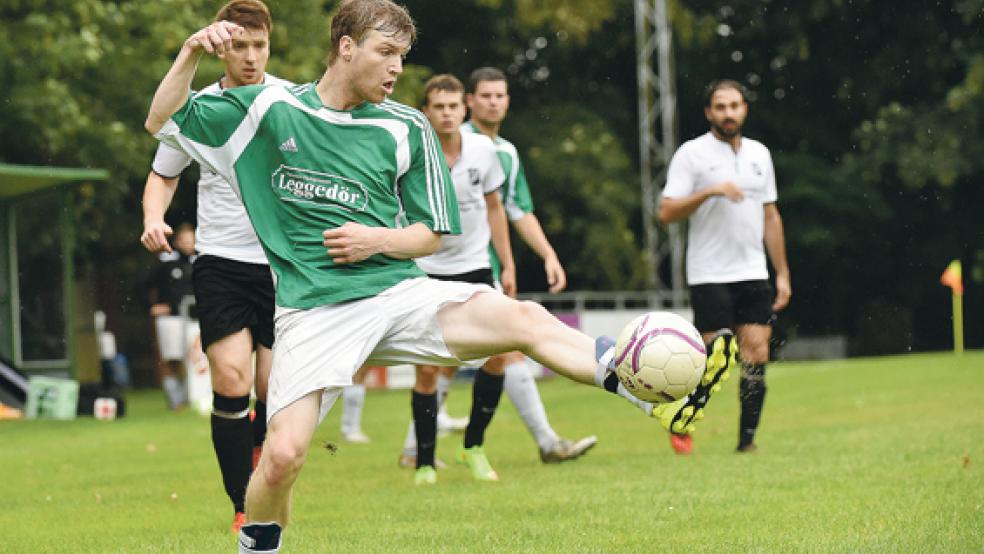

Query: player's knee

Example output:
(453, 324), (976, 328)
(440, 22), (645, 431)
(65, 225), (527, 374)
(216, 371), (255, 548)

(511, 301), (554, 348)
(481, 360), (504, 376)
(742, 343), (769, 365)
(414, 366), (439, 393)
(211, 360), (254, 396)
(262, 439), (307, 487)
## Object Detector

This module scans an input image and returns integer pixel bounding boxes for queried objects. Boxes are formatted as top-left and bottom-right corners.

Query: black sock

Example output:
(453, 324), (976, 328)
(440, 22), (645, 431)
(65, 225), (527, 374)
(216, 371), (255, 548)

(463, 369), (504, 449)
(412, 391), (438, 469)
(240, 522), (282, 552)
(602, 372), (620, 394)
(252, 401), (267, 447)
(211, 393), (253, 513)
(739, 363), (767, 448)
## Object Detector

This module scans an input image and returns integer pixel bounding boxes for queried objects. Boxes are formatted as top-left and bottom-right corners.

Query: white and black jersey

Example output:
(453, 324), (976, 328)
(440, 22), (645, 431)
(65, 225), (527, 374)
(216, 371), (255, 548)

(662, 132), (778, 286)
(416, 131), (505, 276)
(151, 73), (295, 265)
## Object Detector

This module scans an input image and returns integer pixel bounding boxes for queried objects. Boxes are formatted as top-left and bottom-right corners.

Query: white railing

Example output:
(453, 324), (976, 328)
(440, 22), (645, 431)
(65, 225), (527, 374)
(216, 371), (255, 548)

(517, 290), (688, 312)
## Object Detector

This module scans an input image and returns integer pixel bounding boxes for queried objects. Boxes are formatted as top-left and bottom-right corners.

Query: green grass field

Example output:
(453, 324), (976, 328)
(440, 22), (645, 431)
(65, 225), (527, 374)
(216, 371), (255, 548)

(3, 351), (983, 552)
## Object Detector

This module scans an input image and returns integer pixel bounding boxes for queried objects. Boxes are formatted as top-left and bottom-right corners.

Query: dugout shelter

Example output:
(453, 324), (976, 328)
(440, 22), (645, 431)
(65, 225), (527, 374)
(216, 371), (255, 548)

(0, 163), (107, 403)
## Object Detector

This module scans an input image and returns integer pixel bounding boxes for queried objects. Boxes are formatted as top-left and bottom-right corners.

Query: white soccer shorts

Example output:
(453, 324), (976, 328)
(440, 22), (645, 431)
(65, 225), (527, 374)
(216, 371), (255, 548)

(266, 277), (493, 421)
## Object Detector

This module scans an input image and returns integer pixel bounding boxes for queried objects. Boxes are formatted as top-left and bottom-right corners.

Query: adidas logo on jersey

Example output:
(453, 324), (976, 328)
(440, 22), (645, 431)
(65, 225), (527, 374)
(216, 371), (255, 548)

(279, 137), (298, 152)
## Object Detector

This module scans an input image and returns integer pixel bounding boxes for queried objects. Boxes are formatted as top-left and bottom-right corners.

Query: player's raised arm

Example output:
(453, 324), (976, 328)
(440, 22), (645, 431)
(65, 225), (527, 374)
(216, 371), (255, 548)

(145, 21), (244, 134)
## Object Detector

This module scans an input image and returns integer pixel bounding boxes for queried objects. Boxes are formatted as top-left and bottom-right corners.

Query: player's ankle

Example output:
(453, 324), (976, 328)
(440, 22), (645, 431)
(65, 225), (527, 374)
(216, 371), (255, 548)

(238, 522), (282, 553)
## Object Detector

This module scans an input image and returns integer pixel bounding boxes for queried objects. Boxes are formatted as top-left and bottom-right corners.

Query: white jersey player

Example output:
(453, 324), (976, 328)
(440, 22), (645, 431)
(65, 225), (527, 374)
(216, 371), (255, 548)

(138, 0), (289, 534)
(399, 74), (513, 484)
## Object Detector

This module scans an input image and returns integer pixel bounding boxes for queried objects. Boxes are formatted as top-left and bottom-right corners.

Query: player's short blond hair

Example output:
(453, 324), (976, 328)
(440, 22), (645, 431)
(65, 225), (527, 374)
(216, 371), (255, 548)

(214, 0), (273, 32)
(422, 74), (465, 106)
(328, 0), (416, 66)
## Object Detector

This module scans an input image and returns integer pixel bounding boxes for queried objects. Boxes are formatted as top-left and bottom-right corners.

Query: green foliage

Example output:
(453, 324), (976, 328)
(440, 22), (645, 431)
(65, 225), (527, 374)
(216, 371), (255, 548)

(0, 0), (331, 180)
(492, 0), (620, 44)
(509, 104), (647, 290)
(3, 0), (983, 353)
(3, 352), (983, 551)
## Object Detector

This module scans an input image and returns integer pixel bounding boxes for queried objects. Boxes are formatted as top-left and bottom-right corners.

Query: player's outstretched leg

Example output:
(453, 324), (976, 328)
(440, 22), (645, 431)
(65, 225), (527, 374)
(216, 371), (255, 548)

(591, 330), (739, 438)
(438, 294), (600, 386)
(438, 293), (736, 442)
(240, 390), (323, 552)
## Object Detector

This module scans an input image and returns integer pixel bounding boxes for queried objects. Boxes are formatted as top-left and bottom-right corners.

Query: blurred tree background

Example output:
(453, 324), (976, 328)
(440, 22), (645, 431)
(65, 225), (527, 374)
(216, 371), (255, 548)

(0, 0), (981, 382)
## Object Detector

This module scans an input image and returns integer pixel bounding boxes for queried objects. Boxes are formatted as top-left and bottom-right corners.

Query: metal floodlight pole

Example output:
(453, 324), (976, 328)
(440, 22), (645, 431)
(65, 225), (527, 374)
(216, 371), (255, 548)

(635, 0), (684, 307)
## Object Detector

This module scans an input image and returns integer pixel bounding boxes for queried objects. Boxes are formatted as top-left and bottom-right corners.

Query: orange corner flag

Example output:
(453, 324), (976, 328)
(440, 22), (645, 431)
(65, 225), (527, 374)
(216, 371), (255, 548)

(941, 260), (964, 295)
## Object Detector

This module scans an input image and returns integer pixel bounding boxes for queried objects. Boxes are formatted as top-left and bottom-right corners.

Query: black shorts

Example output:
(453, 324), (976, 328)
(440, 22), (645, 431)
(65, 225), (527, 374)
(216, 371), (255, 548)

(689, 279), (773, 333)
(427, 268), (495, 287)
(192, 255), (275, 350)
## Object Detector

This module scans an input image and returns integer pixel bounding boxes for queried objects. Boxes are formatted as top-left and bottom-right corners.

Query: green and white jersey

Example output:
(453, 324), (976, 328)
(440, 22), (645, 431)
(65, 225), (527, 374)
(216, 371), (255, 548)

(155, 82), (460, 309)
(461, 121), (535, 277)
(461, 121), (534, 220)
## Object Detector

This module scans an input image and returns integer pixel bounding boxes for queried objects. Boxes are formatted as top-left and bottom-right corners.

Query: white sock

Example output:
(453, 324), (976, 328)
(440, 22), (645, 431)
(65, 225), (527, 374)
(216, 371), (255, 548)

(616, 383), (654, 415)
(504, 360), (559, 452)
(593, 340), (653, 415)
(594, 344), (615, 388)
(340, 384), (366, 434)
(162, 375), (185, 408)
(402, 420), (417, 456)
(436, 373), (452, 409)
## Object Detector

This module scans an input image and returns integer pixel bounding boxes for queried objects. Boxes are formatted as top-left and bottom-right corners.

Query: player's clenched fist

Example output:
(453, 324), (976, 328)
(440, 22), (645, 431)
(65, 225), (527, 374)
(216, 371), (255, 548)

(141, 219), (174, 254)
(323, 222), (384, 264)
(185, 21), (244, 55)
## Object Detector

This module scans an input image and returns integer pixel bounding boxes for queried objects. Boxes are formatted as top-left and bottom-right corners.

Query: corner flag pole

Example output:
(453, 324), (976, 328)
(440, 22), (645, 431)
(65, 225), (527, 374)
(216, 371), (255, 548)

(953, 291), (964, 354)
(940, 260), (964, 354)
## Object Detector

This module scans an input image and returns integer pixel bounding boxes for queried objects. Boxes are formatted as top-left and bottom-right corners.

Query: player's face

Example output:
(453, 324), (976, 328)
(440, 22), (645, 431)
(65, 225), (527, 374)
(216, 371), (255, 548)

(220, 27), (269, 87)
(705, 87), (747, 139)
(174, 229), (195, 256)
(467, 80), (510, 125)
(347, 29), (410, 104)
(422, 90), (467, 135)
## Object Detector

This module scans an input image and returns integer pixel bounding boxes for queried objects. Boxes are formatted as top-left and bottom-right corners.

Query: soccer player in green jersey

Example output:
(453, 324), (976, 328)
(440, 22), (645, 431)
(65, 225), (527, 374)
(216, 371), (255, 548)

(144, 1), (730, 550)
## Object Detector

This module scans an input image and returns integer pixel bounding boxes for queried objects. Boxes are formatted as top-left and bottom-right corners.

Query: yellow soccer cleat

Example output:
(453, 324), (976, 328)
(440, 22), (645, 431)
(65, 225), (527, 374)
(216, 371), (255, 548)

(456, 446), (499, 482)
(414, 465), (437, 485)
(651, 329), (739, 434)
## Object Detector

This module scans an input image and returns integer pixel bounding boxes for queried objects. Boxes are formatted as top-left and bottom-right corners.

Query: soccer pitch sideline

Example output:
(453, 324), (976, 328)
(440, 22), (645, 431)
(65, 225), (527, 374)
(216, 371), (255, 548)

(2, 352), (981, 553)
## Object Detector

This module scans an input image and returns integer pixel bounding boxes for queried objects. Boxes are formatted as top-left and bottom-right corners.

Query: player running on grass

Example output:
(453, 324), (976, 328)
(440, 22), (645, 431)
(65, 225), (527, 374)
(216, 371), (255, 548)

(144, 1), (736, 550)
(399, 73), (597, 477)
(400, 73), (514, 484)
(138, 0), (290, 533)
